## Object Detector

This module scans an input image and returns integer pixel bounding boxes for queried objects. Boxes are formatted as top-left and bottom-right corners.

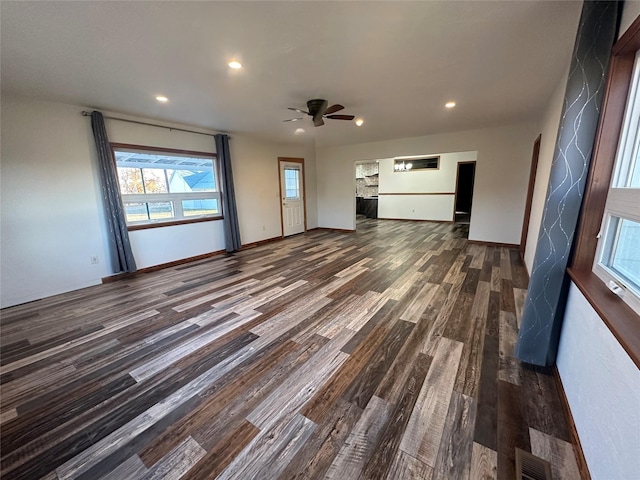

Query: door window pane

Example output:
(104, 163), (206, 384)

(285, 168), (300, 199)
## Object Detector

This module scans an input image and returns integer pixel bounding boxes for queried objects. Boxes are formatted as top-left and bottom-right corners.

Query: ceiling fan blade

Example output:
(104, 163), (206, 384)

(283, 118), (304, 122)
(326, 114), (355, 120)
(288, 107), (309, 115)
(324, 104), (345, 115)
(313, 117), (325, 127)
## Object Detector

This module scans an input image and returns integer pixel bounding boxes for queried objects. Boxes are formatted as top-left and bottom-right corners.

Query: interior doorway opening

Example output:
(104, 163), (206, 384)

(454, 162), (476, 224)
(355, 160), (379, 230)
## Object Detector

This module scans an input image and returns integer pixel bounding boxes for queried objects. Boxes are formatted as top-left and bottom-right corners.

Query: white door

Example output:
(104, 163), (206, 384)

(280, 161), (305, 236)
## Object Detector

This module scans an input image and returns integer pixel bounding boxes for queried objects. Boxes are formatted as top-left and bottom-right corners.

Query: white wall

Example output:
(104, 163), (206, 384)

(1, 97), (109, 307)
(619, 1), (640, 35)
(316, 123), (537, 243)
(523, 70), (567, 272)
(232, 137), (317, 244)
(377, 151), (476, 222)
(1, 95), (316, 307)
(557, 284), (640, 480)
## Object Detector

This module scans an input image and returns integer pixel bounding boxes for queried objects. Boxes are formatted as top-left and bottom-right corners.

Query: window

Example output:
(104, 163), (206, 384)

(593, 51), (640, 314)
(394, 156), (439, 171)
(112, 145), (221, 227)
(570, 16), (640, 369)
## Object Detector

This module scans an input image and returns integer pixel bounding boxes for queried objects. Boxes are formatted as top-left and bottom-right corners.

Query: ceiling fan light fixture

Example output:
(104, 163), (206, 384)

(228, 61), (242, 69)
(155, 95), (169, 103)
(294, 128), (305, 135)
(355, 118), (364, 126)
(286, 99), (356, 127)
(445, 101), (456, 109)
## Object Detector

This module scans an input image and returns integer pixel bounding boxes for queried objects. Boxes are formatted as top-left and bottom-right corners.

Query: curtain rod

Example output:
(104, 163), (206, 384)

(81, 111), (230, 139)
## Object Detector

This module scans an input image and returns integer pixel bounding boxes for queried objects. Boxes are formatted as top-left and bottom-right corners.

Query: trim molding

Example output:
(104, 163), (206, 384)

(377, 192), (455, 196)
(568, 268), (640, 369)
(553, 366), (592, 480)
(467, 240), (519, 248)
(378, 217), (453, 223)
(128, 216), (223, 231)
(101, 235), (284, 284)
(109, 143), (216, 158)
(102, 249), (225, 283)
(240, 235), (283, 250)
(308, 227), (356, 233)
(520, 134), (542, 256)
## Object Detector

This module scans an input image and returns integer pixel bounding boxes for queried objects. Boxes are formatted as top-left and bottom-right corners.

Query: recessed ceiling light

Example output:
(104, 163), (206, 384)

(155, 96), (169, 103)
(355, 118), (364, 126)
(294, 128), (305, 135)
(445, 101), (456, 109)
(228, 61), (242, 69)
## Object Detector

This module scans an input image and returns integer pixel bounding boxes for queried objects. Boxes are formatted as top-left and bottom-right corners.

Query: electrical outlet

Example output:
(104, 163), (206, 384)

(90, 256), (99, 264)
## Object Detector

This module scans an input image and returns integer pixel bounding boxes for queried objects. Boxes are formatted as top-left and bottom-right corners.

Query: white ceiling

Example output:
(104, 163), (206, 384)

(1, 1), (582, 147)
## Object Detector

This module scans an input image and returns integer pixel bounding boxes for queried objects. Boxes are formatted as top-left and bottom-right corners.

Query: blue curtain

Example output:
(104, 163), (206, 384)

(516, 1), (620, 366)
(216, 134), (241, 252)
(90, 111), (137, 273)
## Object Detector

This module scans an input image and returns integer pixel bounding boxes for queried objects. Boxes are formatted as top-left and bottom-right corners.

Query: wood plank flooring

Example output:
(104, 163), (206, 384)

(0, 218), (580, 479)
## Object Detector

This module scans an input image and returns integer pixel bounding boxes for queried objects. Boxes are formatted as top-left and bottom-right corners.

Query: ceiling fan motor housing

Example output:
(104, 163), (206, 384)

(307, 99), (329, 117)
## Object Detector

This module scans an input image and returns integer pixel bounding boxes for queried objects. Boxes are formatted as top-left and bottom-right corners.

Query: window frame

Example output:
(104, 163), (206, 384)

(569, 15), (640, 369)
(110, 143), (223, 230)
(393, 155), (440, 172)
(592, 50), (640, 315)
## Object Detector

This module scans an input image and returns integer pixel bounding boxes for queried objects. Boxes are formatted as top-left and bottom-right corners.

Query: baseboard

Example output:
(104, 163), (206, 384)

(102, 249), (226, 283)
(377, 217), (454, 223)
(467, 240), (520, 248)
(310, 227), (356, 233)
(101, 235), (284, 283)
(239, 235), (283, 250)
(553, 366), (592, 480)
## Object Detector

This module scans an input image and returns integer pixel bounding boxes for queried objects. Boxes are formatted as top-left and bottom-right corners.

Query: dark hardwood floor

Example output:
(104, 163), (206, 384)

(0, 218), (580, 479)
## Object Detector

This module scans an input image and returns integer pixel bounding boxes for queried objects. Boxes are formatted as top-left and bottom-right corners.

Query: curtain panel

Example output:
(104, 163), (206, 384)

(216, 134), (241, 252)
(516, 1), (621, 366)
(90, 111), (137, 273)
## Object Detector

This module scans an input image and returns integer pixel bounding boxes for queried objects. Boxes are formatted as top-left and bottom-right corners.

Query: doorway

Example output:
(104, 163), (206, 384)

(278, 157), (306, 237)
(520, 134), (541, 257)
(454, 162), (476, 224)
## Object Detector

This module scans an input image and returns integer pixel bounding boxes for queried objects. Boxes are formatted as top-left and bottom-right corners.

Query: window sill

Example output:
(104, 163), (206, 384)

(127, 215), (223, 231)
(567, 267), (640, 369)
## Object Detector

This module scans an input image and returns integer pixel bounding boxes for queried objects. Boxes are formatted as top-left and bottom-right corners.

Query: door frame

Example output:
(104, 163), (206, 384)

(278, 157), (307, 236)
(520, 134), (542, 257)
(452, 161), (477, 222)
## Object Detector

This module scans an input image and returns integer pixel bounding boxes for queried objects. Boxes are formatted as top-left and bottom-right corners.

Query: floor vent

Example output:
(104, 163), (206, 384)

(515, 448), (553, 480)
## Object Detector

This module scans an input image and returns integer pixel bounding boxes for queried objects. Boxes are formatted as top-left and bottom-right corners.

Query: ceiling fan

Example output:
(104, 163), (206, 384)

(284, 99), (355, 127)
